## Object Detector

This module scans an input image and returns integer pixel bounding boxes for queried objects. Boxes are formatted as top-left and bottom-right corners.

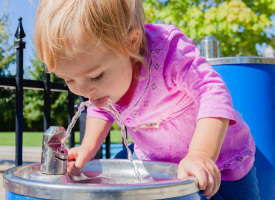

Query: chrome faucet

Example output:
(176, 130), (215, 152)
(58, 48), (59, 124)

(41, 126), (68, 175)
(201, 36), (219, 59)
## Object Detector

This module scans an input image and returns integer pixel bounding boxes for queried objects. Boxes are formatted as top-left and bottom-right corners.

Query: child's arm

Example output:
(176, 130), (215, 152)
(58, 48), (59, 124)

(178, 117), (229, 199)
(68, 117), (113, 168)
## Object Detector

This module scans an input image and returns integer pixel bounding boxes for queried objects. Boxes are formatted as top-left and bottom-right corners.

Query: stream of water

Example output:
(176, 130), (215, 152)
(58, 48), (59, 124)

(60, 99), (142, 183)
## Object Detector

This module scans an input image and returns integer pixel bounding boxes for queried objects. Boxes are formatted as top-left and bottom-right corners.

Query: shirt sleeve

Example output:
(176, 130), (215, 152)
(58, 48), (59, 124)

(163, 28), (237, 126)
(86, 106), (115, 123)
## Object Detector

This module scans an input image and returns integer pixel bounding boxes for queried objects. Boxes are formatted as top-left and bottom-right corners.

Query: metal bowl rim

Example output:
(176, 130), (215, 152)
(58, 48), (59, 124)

(3, 159), (200, 199)
(4, 159), (189, 188)
(207, 56), (275, 65)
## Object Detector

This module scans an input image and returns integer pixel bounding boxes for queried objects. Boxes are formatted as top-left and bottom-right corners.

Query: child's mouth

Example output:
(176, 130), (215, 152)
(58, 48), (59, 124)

(90, 96), (109, 108)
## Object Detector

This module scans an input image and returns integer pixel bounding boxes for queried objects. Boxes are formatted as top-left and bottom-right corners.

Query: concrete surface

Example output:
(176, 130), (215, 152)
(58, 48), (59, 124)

(0, 146), (41, 200)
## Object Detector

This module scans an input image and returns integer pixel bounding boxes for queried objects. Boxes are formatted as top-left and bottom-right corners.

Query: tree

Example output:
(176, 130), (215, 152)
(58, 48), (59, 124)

(0, 2), (15, 73)
(143, 0), (275, 57)
(23, 52), (74, 131)
(0, 2), (16, 131)
(0, 2), (71, 131)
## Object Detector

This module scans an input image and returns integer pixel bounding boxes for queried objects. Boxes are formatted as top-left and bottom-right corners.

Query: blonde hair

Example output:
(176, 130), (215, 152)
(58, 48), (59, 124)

(34, 0), (147, 73)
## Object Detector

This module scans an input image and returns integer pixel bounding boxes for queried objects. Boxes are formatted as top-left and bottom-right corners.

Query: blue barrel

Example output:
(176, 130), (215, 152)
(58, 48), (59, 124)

(5, 191), (201, 200)
(6, 191), (42, 200)
(208, 56), (275, 199)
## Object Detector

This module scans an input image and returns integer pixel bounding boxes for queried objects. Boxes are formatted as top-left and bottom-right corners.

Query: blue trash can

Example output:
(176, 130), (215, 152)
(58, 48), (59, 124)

(208, 56), (275, 199)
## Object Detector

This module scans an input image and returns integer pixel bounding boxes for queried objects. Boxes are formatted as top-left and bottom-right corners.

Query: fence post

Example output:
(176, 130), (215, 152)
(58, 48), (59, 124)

(123, 128), (128, 148)
(106, 132), (111, 159)
(14, 18), (26, 166)
(44, 66), (51, 131)
(78, 96), (87, 143)
(68, 90), (75, 148)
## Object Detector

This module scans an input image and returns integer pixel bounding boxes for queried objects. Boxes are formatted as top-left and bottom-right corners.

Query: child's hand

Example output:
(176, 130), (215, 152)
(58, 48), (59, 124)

(177, 152), (221, 199)
(67, 144), (95, 169)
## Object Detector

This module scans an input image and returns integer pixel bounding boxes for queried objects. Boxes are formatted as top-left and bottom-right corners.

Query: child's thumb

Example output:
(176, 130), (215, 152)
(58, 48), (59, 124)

(177, 167), (189, 179)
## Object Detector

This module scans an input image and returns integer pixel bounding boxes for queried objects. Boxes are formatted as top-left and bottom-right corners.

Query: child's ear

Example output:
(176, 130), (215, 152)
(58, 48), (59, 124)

(129, 29), (141, 54)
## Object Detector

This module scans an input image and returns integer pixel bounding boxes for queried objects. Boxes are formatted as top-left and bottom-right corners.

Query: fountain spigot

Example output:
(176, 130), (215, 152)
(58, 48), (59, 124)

(201, 36), (219, 59)
(41, 126), (68, 175)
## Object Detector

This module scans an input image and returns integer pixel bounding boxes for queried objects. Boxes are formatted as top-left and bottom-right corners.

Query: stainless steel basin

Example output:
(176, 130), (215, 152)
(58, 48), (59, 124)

(3, 159), (201, 200)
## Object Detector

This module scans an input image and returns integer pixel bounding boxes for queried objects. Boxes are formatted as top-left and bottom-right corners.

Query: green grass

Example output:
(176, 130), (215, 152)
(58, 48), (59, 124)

(0, 130), (132, 146)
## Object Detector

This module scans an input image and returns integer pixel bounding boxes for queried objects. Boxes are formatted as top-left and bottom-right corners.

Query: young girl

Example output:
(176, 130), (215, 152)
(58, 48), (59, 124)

(34, 0), (259, 199)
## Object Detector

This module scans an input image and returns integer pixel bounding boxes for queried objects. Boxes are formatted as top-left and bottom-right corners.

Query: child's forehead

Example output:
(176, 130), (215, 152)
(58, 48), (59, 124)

(54, 43), (113, 73)
(62, 43), (110, 62)
(54, 54), (102, 79)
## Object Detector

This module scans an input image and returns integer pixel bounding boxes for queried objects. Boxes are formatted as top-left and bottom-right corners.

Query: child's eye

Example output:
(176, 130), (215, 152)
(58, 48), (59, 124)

(91, 73), (104, 82)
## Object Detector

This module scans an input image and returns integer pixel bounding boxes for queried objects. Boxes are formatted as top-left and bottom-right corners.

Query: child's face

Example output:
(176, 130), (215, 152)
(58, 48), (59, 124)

(54, 45), (133, 107)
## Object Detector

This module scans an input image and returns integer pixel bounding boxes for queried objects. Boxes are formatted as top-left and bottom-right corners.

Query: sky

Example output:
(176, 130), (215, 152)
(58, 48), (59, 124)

(0, 0), (38, 77)
(0, 0), (274, 76)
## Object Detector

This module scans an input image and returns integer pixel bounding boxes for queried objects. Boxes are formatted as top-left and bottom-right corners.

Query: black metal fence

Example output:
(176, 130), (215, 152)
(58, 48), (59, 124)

(1, 18), (112, 166)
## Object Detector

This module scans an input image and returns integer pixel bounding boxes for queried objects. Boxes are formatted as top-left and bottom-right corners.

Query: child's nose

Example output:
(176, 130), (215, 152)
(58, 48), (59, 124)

(78, 83), (96, 96)
(90, 87), (96, 94)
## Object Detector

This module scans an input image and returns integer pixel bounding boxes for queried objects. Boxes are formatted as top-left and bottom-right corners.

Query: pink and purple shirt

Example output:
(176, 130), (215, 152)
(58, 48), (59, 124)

(87, 24), (255, 181)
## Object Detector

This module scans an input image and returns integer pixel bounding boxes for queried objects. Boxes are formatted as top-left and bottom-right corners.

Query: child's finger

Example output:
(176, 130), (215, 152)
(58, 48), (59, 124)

(201, 162), (220, 198)
(75, 154), (86, 169)
(75, 152), (92, 169)
(188, 164), (208, 190)
(68, 149), (78, 161)
(67, 161), (81, 176)
(177, 166), (189, 179)
(178, 167), (200, 189)
(201, 169), (214, 197)
(206, 163), (221, 198)
(210, 172), (220, 198)
(185, 175), (199, 187)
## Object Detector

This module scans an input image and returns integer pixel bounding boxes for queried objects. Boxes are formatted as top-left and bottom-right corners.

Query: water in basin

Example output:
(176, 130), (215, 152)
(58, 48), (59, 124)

(14, 159), (178, 185)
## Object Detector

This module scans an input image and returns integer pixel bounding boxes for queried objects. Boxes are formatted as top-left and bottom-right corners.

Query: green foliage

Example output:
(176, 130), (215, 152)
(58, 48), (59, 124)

(0, 2), (15, 73)
(23, 52), (76, 131)
(0, 87), (16, 131)
(0, 0), (74, 131)
(0, 130), (131, 146)
(143, 0), (275, 57)
(0, 2), (16, 131)
(111, 122), (121, 130)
